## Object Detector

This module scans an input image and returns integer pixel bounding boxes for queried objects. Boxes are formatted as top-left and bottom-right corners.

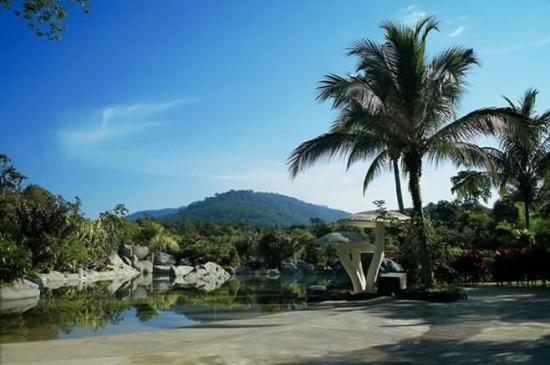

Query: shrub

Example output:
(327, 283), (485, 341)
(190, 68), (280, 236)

(451, 249), (487, 283)
(0, 235), (31, 284)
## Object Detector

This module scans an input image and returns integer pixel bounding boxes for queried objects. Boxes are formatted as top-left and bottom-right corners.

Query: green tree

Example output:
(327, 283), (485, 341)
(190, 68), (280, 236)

(483, 89), (549, 229)
(288, 17), (518, 287)
(451, 170), (492, 206)
(1, 0), (89, 39)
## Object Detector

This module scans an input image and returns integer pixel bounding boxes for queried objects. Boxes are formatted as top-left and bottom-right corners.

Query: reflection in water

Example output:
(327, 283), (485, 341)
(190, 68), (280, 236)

(0, 273), (346, 343)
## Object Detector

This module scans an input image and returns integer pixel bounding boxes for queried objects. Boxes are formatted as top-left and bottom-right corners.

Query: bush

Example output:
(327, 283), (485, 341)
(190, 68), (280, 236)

(0, 235), (31, 284)
(451, 249), (488, 283)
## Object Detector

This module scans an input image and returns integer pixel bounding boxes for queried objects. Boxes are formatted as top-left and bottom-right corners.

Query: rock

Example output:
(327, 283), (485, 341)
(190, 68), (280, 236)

(153, 265), (174, 276)
(38, 271), (66, 287)
(171, 265), (194, 278)
(121, 256), (133, 266)
(132, 245), (150, 260)
(307, 284), (327, 294)
(35, 254), (139, 290)
(153, 252), (176, 266)
(280, 262), (298, 275)
(64, 273), (81, 286)
(133, 273), (153, 288)
(178, 257), (193, 266)
(134, 260), (153, 275)
(380, 258), (404, 273)
(297, 260), (315, 272)
(118, 244), (133, 259)
(0, 279), (41, 313)
(173, 262), (230, 292)
(261, 268), (280, 277)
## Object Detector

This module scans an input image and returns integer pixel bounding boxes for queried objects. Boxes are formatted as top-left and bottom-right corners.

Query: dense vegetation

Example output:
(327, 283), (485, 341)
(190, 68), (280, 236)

(131, 190), (348, 228)
(1, 151), (549, 288)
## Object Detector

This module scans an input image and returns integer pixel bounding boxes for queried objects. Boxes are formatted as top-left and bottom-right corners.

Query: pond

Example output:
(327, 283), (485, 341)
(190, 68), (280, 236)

(0, 273), (349, 343)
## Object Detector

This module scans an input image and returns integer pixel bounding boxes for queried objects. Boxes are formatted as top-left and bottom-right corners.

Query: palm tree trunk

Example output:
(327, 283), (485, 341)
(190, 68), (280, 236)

(392, 159), (405, 214)
(407, 156), (434, 288)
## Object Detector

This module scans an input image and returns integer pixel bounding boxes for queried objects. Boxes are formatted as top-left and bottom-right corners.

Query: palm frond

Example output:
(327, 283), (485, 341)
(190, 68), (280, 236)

(363, 151), (391, 193)
(287, 131), (383, 178)
(427, 107), (523, 143)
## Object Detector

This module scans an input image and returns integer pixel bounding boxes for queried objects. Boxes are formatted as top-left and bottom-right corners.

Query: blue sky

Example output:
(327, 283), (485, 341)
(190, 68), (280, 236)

(1, 0), (549, 216)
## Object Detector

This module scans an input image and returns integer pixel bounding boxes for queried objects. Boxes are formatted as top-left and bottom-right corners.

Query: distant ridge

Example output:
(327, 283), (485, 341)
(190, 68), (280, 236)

(128, 190), (348, 227)
(127, 207), (184, 221)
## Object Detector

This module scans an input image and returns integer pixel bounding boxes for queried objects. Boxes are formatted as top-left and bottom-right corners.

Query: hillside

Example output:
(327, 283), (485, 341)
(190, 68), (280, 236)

(127, 207), (184, 221)
(130, 190), (348, 227)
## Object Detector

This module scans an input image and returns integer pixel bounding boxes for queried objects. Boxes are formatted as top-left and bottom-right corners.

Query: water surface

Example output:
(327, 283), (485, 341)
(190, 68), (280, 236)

(0, 273), (347, 343)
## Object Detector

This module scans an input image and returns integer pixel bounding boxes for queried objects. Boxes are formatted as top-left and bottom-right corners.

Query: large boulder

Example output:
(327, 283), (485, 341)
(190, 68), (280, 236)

(134, 260), (153, 275)
(173, 262), (231, 292)
(38, 271), (66, 288)
(118, 244), (133, 260)
(153, 252), (176, 266)
(132, 245), (150, 260)
(171, 265), (194, 278)
(0, 279), (40, 313)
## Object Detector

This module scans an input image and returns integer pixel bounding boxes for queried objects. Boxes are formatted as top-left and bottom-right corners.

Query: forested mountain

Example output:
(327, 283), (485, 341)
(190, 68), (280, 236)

(127, 207), (184, 221)
(130, 190), (348, 227)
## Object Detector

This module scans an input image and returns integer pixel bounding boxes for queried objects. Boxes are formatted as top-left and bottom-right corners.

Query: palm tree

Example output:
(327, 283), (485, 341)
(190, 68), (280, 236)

(288, 17), (519, 287)
(483, 89), (550, 229)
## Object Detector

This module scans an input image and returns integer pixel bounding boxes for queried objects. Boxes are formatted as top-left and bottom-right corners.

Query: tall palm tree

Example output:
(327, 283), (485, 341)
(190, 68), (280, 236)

(288, 17), (519, 287)
(483, 89), (550, 229)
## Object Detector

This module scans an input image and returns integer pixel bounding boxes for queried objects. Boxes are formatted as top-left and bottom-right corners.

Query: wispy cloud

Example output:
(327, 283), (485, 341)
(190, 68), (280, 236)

(59, 99), (193, 147)
(57, 98), (196, 175)
(482, 36), (550, 55)
(402, 4), (427, 26)
(449, 25), (466, 38)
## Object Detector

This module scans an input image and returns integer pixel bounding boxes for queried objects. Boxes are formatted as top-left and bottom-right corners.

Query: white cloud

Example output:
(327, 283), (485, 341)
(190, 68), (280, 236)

(482, 36), (550, 55)
(404, 9), (427, 26)
(59, 98), (193, 147)
(449, 25), (466, 38)
(57, 98), (196, 175)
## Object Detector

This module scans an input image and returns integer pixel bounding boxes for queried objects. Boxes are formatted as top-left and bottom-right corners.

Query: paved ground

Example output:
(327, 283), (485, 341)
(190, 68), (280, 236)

(1, 287), (550, 364)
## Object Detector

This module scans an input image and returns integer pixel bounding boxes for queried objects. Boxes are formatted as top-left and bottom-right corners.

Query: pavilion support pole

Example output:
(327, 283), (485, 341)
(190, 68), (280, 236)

(365, 222), (385, 293)
(350, 248), (366, 291)
(336, 244), (363, 293)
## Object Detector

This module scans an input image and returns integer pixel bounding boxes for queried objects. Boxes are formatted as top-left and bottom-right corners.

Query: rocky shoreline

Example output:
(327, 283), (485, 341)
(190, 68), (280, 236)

(0, 247), (232, 314)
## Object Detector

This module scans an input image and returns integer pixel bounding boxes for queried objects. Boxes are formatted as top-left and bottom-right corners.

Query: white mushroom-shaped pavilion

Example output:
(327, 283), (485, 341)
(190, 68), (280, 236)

(318, 210), (409, 294)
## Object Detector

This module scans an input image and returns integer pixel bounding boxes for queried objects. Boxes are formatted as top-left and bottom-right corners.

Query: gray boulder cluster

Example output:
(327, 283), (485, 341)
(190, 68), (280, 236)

(173, 262), (231, 292)
(118, 244), (154, 275)
(38, 253), (140, 290)
(117, 246), (232, 292)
